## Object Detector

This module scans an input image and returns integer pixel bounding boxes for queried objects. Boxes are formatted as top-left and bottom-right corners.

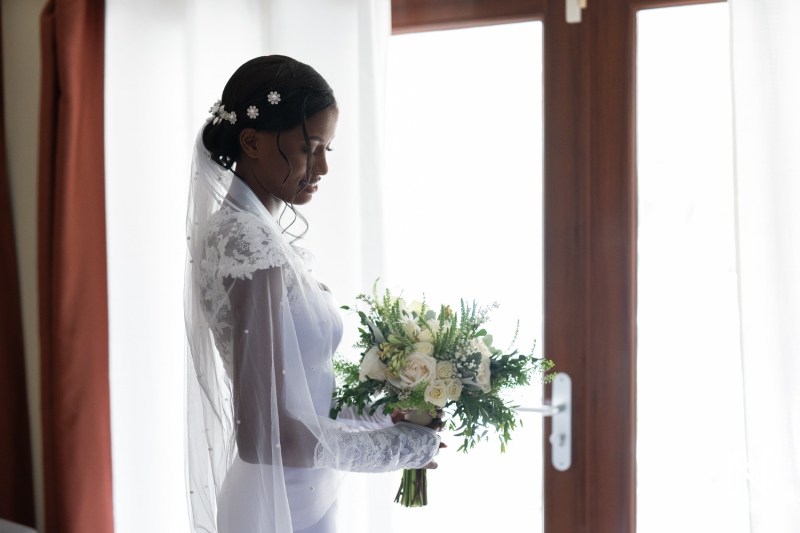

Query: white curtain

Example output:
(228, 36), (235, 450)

(104, 1), (390, 530)
(729, 1), (800, 531)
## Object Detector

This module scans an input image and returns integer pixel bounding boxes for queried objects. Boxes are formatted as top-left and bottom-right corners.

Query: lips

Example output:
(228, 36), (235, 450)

(300, 177), (321, 190)
(303, 179), (320, 192)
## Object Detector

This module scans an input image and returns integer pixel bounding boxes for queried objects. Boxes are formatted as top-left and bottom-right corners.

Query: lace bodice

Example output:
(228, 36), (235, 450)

(199, 205), (316, 376)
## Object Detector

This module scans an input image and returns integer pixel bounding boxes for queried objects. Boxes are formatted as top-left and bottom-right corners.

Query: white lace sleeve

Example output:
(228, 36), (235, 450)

(334, 403), (394, 431)
(313, 422), (440, 473)
(203, 206), (290, 282)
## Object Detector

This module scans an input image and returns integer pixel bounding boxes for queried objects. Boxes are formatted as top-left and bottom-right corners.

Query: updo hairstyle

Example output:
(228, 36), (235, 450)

(202, 55), (336, 172)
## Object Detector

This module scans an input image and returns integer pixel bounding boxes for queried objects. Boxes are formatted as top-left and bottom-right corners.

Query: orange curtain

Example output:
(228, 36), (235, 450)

(0, 3), (36, 528)
(37, 0), (112, 531)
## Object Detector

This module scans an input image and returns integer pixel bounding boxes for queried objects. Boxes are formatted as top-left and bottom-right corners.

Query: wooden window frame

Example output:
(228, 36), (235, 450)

(391, 0), (724, 531)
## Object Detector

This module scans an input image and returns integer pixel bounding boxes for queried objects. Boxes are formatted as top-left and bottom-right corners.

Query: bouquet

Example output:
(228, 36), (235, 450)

(331, 283), (555, 507)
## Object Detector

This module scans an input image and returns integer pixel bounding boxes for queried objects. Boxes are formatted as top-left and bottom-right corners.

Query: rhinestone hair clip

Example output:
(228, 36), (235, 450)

(209, 91), (281, 125)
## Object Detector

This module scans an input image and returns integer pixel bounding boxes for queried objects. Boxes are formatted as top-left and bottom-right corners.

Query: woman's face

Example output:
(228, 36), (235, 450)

(239, 105), (338, 212)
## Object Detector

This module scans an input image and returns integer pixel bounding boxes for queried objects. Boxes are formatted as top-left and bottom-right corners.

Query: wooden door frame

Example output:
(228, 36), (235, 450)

(391, 1), (723, 531)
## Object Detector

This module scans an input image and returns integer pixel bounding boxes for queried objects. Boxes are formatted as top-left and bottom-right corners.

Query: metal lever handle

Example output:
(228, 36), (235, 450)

(515, 372), (572, 471)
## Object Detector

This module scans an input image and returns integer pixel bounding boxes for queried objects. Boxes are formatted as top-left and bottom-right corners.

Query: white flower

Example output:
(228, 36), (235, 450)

(209, 100), (221, 114)
(408, 300), (424, 316)
(436, 360), (454, 380)
(426, 319), (440, 334)
(424, 380), (448, 408)
(414, 341), (434, 356)
(475, 352), (492, 393)
(267, 91), (281, 105)
(417, 328), (434, 343)
(388, 352), (436, 390)
(246, 105), (259, 119)
(359, 346), (387, 382)
(445, 378), (463, 401)
(227, 111), (237, 125)
(401, 315), (420, 338)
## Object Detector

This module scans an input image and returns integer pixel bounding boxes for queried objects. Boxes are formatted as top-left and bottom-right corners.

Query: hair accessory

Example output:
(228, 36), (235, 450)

(247, 106), (259, 119)
(209, 100), (237, 125)
(267, 91), (281, 105)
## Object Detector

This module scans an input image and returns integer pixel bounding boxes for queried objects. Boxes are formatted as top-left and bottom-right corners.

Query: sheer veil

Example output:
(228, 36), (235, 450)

(184, 121), (440, 532)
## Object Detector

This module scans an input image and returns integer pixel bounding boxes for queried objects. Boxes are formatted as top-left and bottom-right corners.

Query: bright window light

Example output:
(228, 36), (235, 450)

(636, 4), (750, 532)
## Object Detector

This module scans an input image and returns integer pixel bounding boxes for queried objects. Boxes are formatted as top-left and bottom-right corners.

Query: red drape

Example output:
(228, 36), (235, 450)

(37, 0), (112, 531)
(0, 2), (36, 528)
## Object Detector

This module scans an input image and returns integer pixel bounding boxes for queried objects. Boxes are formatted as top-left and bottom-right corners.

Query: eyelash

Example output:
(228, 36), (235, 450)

(302, 146), (334, 154)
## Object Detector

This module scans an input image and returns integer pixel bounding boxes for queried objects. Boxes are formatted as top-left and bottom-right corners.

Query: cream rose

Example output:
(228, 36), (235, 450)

(414, 341), (434, 355)
(388, 352), (437, 389)
(445, 378), (463, 401)
(475, 353), (492, 393)
(359, 346), (387, 382)
(408, 300), (424, 316)
(436, 360), (454, 380)
(424, 380), (448, 408)
(417, 328), (434, 343)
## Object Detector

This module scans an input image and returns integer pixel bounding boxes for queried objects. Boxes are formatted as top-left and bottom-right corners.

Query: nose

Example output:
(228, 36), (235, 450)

(312, 151), (328, 177)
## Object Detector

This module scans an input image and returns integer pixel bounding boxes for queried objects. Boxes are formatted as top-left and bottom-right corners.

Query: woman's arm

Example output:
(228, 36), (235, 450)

(226, 266), (440, 472)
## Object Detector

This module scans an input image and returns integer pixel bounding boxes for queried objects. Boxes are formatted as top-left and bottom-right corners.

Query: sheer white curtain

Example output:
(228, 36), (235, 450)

(729, 1), (800, 531)
(104, 1), (390, 531)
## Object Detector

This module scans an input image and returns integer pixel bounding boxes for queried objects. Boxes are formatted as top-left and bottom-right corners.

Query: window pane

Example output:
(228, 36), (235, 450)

(636, 5), (750, 532)
(342, 21), (544, 533)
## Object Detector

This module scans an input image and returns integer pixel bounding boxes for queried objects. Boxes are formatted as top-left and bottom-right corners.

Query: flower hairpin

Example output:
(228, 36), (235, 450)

(209, 99), (237, 125)
(267, 91), (281, 105)
(247, 106), (259, 119)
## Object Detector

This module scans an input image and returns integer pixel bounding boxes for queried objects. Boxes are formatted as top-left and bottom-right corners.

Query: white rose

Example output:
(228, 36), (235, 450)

(445, 378), (463, 401)
(388, 352), (437, 389)
(436, 360), (454, 380)
(359, 346), (387, 382)
(417, 328), (434, 343)
(476, 353), (492, 393)
(424, 380), (448, 407)
(414, 341), (434, 355)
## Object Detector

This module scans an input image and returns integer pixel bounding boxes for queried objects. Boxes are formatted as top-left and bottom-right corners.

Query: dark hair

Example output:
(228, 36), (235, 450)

(203, 56), (336, 240)
(203, 55), (336, 169)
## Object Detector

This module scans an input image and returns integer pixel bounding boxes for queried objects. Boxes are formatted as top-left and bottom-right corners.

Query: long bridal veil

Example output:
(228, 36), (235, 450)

(183, 122), (439, 532)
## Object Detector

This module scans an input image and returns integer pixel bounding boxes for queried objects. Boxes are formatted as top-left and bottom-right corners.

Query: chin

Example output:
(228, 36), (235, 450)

(288, 193), (314, 206)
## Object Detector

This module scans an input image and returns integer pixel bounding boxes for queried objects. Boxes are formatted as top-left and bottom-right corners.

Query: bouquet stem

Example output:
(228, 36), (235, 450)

(394, 468), (427, 507)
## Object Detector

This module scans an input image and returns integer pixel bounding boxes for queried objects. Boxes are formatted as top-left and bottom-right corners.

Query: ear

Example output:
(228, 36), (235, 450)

(239, 128), (260, 159)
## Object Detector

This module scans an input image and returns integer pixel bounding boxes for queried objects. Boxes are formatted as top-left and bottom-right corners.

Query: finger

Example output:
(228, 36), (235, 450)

(423, 461), (438, 470)
(439, 442), (448, 448)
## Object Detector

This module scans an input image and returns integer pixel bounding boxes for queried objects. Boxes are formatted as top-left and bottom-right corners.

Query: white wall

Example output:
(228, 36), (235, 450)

(2, 0), (48, 530)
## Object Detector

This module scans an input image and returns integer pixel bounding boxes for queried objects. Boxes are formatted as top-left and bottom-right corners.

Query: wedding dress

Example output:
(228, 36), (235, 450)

(184, 123), (440, 533)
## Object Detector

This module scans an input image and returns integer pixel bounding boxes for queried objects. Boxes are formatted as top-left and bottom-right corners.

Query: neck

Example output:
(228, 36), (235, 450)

(233, 160), (283, 216)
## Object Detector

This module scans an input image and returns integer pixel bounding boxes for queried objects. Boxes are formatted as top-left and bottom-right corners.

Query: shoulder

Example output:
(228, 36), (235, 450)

(203, 206), (291, 280)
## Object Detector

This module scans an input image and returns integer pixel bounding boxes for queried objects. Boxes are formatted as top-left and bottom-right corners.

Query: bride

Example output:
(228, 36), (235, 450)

(184, 56), (442, 533)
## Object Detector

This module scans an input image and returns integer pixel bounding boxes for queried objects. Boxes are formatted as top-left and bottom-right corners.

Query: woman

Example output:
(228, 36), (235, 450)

(184, 56), (442, 533)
